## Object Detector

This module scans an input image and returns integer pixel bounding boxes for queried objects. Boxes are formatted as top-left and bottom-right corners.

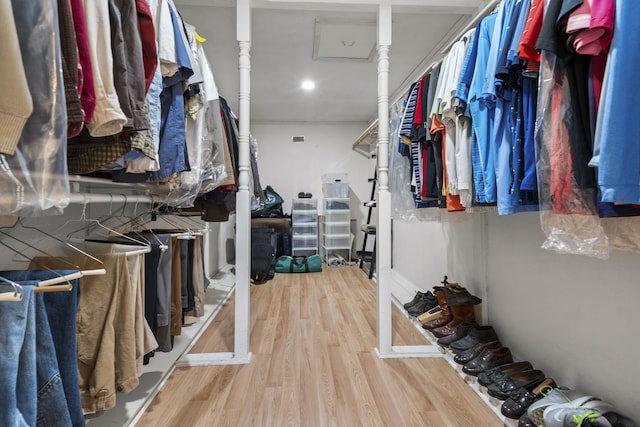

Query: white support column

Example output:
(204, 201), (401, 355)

(233, 0), (252, 363)
(375, 3), (442, 359)
(180, 0), (252, 366)
(375, 3), (393, 357)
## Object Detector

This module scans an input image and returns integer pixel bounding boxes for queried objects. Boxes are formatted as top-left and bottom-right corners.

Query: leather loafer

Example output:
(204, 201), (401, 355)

(449, 324), (499, 353)
(500, 378), (556, 419)
(454, 341), (501, 365)
(437, 321), (476, 347)
(477, 361), (534, 387)
(487, 369), (546, 400)
(462, 346), (514, 376)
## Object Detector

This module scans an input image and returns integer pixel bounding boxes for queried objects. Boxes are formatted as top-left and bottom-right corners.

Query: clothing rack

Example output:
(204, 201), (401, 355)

(351, 0), (501, 155)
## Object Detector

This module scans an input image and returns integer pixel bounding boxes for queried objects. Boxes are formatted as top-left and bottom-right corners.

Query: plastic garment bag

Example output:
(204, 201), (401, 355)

(535, 52), (608, 258)
(0, 0), (70, 216)
(163, 26), (228, 208)
(389, 100), (425, 221)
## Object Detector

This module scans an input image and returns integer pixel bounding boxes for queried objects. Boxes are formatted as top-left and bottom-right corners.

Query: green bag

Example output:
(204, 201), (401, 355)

(275, 255), (323, 273)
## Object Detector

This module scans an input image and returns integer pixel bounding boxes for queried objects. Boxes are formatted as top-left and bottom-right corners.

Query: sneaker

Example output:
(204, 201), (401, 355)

(403, 291), (425, 310)
(407, 292), (438, 316)
(527, 388), (585, 426)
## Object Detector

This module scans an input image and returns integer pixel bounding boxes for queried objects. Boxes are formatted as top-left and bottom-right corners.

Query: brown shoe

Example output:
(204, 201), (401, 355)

(432, 304), (475, 338)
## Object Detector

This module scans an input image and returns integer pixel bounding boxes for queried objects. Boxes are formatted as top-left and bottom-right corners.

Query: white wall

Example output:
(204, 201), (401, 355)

(391, 210), (640, 423)
(252, 123), (373, 252)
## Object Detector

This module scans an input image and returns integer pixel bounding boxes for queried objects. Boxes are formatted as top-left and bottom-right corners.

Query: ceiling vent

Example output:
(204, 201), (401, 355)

(292, 135), (306, 143)
(313, 18), (376, 62)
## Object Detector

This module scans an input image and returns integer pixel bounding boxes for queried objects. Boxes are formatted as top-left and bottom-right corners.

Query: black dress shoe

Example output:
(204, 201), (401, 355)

(437, 321), (476, 347)
(477, 361), (534, 387)
(487, 369), (546, 400)
(407, 291), (438, 316)
(403, 291), (425, 310)
(449, 324), (499, 353)
(454, 341), (501, 365)
(501, 378), (556, 419)
(462, 346), (514, 376)
(518, 413), (536, 427)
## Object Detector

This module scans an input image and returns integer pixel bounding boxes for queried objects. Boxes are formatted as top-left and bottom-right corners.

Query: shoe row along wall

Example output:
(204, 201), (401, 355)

(391, 211), (639, 424)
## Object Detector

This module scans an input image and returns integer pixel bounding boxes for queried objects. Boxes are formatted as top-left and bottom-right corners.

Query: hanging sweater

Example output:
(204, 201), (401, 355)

(0, 1), (33, 155)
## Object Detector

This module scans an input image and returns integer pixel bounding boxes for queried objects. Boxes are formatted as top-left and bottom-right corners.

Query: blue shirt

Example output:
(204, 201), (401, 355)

(595, 0), (640, 204)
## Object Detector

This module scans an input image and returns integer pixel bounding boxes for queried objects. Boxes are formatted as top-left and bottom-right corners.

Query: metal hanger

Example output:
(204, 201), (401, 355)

(0, 231), (81, 292)
(14, 218), (107, 276)
(67, 201), (151, 250)
(0, 276), (24, 301)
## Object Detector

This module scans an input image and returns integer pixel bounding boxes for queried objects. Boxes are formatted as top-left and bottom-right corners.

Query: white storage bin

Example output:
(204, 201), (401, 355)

(323, 234), (350, 249)
(322, 182), (349, 198)
(293, 224), (317, 236)
(324, 221), (350, 235)
(325, 211), (350, 224)
(292, 198), (317, 211)
(324, 198), (350, 211)
(292, 212), (317, 223)
(292, 235), (318, 249)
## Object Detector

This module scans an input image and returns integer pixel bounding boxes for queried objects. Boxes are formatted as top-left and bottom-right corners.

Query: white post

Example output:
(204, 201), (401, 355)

(374, 3), (441, 360)
(376, 3), (393, 356)
(234, 0), (252, 362)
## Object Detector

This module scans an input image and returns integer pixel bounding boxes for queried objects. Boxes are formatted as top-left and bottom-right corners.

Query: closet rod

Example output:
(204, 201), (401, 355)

(69, 175), (152, 189)
(440, 0), (500, 55)
(351, 0), (501, 154)
(68, 193), (153, 205)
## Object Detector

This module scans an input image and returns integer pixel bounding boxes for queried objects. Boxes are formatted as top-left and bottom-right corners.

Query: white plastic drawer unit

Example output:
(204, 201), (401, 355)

(323, 234), (350, 249)
(292, 198), (317, 211)
(323, 198), (350, 212)
(293, 224), (317, 235)
(324, 221), (350, 235)
(325, 211), (350, 224)
(322, 182), (349, 198)
(292, 235), (318, 249)
(292, 212), (317, 224)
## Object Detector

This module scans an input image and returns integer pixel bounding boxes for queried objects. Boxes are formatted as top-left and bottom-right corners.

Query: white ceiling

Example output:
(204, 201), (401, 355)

(175, 1), (487, 125)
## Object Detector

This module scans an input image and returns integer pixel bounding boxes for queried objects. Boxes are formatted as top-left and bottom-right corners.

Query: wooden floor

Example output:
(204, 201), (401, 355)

(138, 266), (502, 427)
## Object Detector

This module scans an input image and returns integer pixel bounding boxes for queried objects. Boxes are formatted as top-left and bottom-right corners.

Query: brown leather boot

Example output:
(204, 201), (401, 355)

(422, 290), (452, 330)
(432, 304), (476, 338)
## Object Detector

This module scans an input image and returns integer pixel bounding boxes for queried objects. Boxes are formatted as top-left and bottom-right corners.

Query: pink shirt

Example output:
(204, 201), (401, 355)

(69, 0), (96, 124)
(566, 0), (614, 56)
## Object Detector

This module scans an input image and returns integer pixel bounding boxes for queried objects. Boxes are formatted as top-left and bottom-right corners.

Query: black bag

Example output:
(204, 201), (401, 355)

(252, 185), (285, 218)
(251, 228), (277, 284)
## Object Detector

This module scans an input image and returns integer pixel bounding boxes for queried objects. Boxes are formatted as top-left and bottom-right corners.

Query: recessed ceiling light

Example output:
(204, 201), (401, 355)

(301, 80), (315, 91)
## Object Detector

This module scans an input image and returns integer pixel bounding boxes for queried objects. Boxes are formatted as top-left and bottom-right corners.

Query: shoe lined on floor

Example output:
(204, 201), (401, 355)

(422, 290), (452, 330)
(487, 369), (547, 400)
(406, 291), (438, 316)
(500, 377), (556, 419)
(542, 395), (635, 427)
(449, 324), (499, 353)
(436, 321), (476, 347)
(462, 346), (514, 376)
(432, 304), (476, 338)
(477, 361), (534, 387)
(527, 388), (587, 426)
(454, 340), (502, 365)
(403, 291), (425, 310)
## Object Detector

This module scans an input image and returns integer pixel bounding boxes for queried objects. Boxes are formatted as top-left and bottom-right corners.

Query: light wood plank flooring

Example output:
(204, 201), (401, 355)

(138, 265), (502, 427)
